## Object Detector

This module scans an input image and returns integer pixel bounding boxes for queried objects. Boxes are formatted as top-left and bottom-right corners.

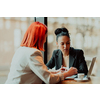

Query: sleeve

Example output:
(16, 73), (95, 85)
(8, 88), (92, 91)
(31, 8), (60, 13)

(28, 51), (64, 84)
(78, 50), (88, 75)
(46, 50), (55, 69)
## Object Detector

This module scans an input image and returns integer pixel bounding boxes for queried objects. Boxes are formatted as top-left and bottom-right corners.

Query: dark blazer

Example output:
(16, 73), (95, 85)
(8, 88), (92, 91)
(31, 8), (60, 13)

(46, 47), (88, 75)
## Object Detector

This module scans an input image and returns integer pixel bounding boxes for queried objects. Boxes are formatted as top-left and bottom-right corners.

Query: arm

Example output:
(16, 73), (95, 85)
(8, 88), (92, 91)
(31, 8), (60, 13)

(78, 50), (88, 75)
(46, 50), (55, 69)
(48, 69), (61, 74)
(28, 50), (64, 84)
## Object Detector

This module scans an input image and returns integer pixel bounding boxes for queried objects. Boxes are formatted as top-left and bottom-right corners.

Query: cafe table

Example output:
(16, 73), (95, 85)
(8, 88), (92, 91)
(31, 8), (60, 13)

(58, 76), (100, 84)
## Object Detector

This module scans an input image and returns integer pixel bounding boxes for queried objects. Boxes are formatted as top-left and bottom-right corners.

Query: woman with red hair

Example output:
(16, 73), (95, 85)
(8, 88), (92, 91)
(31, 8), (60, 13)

(5, 22), (77, 84)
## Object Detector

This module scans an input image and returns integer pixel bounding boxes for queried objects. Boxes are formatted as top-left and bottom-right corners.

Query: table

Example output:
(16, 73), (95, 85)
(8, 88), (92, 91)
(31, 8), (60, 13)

(58, 76), (100, 84)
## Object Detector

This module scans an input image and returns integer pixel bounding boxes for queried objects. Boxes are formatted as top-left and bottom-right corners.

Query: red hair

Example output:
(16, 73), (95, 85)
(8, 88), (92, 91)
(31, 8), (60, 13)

(20, 22), (47, 51)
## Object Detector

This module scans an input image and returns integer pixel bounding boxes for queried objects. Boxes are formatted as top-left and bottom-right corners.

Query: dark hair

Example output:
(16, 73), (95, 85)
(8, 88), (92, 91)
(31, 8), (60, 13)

(55, 27), (70, 41)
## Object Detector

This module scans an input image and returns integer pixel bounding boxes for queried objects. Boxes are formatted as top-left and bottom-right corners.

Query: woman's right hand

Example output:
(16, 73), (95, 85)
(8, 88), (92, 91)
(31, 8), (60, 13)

(63, 67), (78, 78)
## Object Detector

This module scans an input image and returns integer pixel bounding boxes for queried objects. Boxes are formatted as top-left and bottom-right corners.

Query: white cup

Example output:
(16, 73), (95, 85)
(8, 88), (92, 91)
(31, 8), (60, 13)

(78, 73), (85, 80)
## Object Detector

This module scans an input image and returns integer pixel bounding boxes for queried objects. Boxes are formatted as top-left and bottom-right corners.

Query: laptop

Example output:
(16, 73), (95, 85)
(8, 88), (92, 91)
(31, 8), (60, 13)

(84, 57), (96, 79)
(65, 57), (96, 80)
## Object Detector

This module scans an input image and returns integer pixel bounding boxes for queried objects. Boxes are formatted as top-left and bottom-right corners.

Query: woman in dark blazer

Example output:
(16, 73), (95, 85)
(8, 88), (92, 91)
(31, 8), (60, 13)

(46, 27), (88, 75)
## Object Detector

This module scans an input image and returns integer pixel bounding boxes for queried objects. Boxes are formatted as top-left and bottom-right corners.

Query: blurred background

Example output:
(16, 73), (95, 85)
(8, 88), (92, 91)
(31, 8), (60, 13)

(0, 17), (34, 83)
(0, 17), (100, 84)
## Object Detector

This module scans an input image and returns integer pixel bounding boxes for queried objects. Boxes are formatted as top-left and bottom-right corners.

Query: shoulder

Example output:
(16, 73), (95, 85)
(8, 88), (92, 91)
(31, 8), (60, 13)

(53, 49), (60, 53)
(27, 48), (44, 63)
(52, 49), (62, 55)
(20, 47), (43, 57)
(29, 48), (43, 57)
(70, 47), (84, 55)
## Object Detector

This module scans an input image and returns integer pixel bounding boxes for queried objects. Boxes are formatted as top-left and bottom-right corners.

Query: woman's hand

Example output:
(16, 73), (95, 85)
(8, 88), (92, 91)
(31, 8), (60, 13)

(63, 67), (78, 78)
(67, 67), (78, 75)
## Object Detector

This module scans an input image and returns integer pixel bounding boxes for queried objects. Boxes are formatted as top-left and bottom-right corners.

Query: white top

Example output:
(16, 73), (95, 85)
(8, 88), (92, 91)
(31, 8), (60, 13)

(63, 55), (69, 70)
(66, 55), (69, 70)
(5, 47), (64, 84)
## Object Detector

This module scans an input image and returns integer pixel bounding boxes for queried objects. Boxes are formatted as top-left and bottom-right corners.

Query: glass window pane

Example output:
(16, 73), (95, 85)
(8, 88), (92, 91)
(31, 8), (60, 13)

(0, 17), (35, 83)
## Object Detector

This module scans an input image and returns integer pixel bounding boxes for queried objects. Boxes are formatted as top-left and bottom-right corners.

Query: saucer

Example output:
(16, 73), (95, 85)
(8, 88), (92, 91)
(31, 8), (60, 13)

(74, 78), (88, 82)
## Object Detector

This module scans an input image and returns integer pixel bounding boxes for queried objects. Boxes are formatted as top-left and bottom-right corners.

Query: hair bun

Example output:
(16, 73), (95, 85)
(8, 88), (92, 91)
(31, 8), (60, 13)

(62, 28), (69, 33)
(55, 28), (69, 35)
(55, 28), (62, 35)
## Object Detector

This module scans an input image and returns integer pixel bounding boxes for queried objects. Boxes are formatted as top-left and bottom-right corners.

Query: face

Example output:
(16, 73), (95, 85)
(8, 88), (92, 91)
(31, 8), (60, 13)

(56, 36), (70, 55)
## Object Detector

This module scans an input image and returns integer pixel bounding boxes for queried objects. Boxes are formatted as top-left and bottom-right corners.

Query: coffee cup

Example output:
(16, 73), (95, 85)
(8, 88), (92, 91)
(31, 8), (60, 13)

(78, 73), (85, 80)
